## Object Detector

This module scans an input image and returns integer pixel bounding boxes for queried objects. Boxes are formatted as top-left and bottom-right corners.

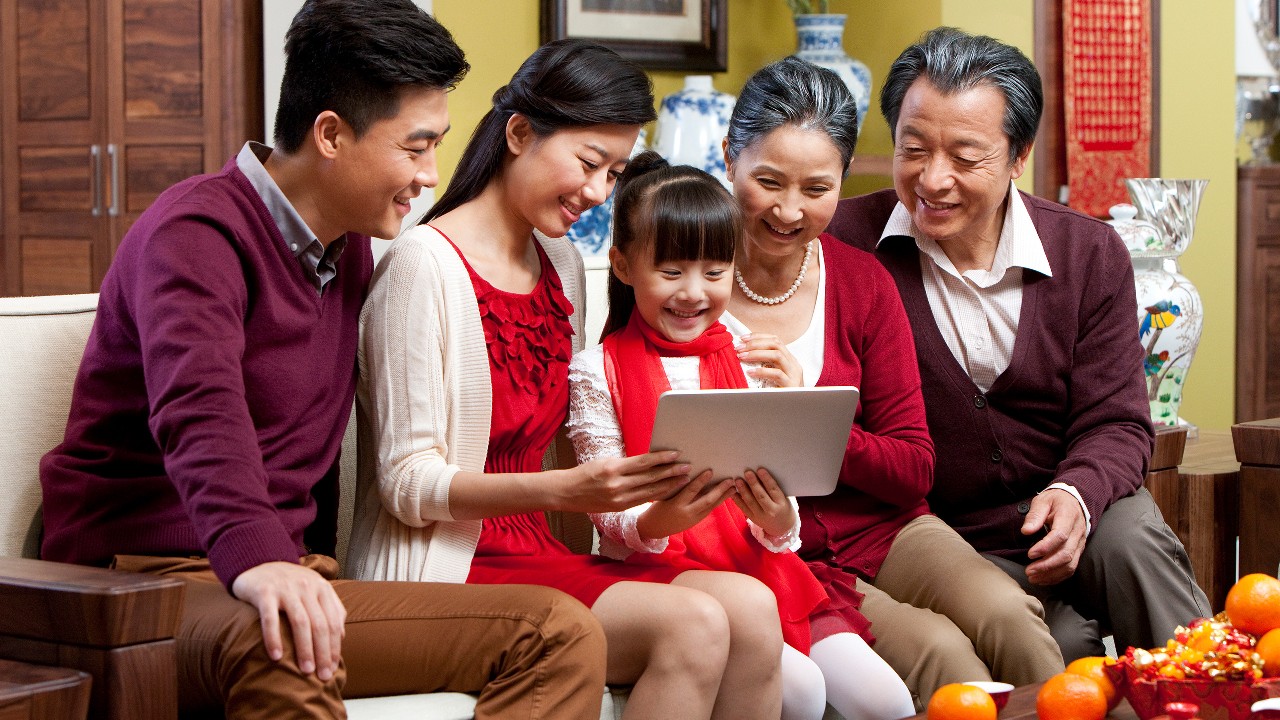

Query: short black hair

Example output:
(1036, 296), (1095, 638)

(881, 27), (1042, 163)
(273, 0), (469, 153)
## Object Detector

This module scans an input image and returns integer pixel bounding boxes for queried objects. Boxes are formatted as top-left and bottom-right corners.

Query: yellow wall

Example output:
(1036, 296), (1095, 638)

(432, 1), (1238, 429)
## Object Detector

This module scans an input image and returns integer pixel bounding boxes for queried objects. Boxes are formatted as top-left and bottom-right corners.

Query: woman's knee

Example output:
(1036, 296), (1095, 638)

(710, 573), (783, 645)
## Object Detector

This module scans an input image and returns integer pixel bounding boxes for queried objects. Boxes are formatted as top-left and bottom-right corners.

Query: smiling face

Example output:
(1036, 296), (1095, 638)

(891, 78), (1029, 250)
(724, 124), (844, 262)
(504, 120), (640, 238)
(611, 244), (733, 343)
(324, 85), (450, 241)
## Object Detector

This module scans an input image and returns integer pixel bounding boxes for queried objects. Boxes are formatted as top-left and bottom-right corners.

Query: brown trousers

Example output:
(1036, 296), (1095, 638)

(113, 555), (606, 720)
(855, 515), (1066, 709)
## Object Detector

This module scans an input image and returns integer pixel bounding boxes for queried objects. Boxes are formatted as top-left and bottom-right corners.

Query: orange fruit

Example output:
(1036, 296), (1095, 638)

(1065, 655), (1120, 710)
(1259, 628), (1280, 678)
(1036, 672), (1108, 720)
(1225, 573), (1280, 636)
(926, 683), (997, 720)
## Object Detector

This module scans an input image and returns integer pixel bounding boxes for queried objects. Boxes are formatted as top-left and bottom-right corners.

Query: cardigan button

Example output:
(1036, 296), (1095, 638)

(973, 395), (987, 409)
(990, 448), (1003, 463)
(1017, 501), (1031, 514)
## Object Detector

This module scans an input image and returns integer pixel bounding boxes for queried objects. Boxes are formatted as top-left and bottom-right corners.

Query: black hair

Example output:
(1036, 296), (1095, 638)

(602, 151), (740, 341)
(725, 57), (858, 178)
(880, 27), (1043, 163)
(274, 0), (469, 153)
(424, 39), (656, 224)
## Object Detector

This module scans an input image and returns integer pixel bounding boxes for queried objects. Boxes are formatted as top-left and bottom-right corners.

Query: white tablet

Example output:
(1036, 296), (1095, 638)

(648, 386), (859, 497)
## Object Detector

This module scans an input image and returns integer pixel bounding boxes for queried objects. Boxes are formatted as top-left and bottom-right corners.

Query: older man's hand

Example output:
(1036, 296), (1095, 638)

(1021, 488), (1087, 586)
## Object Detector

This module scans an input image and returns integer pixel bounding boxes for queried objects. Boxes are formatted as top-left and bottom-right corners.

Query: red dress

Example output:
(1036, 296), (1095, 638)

(454, 238), (682, 606)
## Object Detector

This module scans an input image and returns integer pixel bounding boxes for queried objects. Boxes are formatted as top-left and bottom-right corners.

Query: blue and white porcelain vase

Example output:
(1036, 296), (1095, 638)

(652, 75), (735, 188)
(565, 129), (648, 258)
(1109, 179), (1209, 428)
(793, 14), (871, 135)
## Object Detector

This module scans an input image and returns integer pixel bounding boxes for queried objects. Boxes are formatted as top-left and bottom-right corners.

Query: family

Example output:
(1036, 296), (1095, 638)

(37, 0), (1211, 718)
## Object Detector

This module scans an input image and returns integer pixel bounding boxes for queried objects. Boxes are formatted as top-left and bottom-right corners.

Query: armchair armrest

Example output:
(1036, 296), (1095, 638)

(1233, 418), (1280, 578)
(0, 558), (185, 719)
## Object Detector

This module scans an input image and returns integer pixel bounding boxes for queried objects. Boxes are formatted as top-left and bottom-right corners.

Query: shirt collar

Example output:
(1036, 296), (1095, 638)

(236, 142), (323, 259)
(877, 181), (1052, 283)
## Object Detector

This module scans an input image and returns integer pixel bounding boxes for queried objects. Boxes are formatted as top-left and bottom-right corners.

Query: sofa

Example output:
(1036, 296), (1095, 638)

(0, 292), (630, 720)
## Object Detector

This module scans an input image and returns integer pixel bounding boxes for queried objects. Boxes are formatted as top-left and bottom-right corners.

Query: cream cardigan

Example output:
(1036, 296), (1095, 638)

(346, 224), (586, 583)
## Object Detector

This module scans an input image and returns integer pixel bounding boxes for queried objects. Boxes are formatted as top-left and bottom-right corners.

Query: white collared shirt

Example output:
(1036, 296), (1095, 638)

(879, 182), (1091, 532)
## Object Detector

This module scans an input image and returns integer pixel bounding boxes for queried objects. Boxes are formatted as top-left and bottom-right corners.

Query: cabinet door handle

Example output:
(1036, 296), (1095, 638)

(90, 145), (102, 217)
(107, 144), (120, 217)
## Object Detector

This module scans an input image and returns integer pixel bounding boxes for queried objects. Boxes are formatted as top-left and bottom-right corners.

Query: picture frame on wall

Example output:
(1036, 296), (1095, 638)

(540, 0), (727, 72)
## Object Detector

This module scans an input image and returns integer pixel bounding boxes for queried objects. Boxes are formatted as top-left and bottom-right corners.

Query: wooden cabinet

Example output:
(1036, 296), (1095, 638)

(0, 0), (261, 297)
(1236, 165), (1280, 422)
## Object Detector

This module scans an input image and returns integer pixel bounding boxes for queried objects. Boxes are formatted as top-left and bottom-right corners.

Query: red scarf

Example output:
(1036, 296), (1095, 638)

(602, 311), (828, 653)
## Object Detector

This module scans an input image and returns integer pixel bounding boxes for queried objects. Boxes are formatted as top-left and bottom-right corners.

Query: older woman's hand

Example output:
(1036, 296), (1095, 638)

(736, 334), (803, 387)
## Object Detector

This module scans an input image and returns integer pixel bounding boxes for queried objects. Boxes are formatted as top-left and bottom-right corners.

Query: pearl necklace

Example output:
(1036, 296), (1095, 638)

(735, 240), (814, 306)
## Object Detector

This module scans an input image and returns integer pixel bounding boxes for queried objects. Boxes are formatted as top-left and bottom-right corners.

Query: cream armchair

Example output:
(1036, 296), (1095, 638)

(0, 293), (625, 720)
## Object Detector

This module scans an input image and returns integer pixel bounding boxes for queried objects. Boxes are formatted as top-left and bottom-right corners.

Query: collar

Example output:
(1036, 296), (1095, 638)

(236, 142), (329, 259)
(878, 181), (1052, 285)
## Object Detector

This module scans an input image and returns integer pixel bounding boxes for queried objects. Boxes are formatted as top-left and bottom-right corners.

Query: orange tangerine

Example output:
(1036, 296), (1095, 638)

(926, 683), (997, 720)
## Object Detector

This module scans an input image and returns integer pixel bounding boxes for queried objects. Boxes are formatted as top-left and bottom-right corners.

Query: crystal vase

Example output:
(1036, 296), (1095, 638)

(1123, 178), (1209, 428)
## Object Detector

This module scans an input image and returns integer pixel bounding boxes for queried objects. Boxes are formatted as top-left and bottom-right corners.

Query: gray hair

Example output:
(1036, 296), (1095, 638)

(880, 27), (1043, 163)
(725, 57), (858, 177)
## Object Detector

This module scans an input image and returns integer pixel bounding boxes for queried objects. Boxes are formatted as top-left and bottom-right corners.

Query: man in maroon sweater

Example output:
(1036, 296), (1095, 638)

(827, 27), (1209, 665)
(38, 2), (606, 717)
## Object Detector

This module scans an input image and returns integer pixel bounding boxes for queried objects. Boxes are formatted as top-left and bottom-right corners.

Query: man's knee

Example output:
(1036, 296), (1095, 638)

(512, 586), (607, 678)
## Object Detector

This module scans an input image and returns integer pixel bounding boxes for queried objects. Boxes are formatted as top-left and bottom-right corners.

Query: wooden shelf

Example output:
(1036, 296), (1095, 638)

(849, 154), (891, 176)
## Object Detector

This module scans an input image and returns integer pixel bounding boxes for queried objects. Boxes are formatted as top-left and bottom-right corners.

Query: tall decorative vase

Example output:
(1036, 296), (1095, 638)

(652, 75), (735, 189)
(1121, 178), (1209, 428)
(792, 14), (871, 135)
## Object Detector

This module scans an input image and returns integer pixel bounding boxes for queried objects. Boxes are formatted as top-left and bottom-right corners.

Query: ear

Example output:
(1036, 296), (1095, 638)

(721, 137), (735, 181)
(608, 246), (633, 286)
(506, 113), (534, 156)
(312, 111), (345, 160)
(1010, 141), (1032, 180)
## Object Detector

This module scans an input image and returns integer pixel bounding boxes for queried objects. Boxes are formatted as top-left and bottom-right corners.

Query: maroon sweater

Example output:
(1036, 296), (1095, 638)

(40, 156), (372, 588)
(827, 190), (1154, 560)
(796, 235), (935, 580)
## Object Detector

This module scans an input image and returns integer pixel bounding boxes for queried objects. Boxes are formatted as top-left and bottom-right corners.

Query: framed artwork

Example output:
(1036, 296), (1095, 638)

(540, 0), (727, 72)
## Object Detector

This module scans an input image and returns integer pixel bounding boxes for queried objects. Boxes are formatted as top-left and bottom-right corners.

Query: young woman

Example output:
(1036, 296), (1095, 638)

(722, 56), (1064, 709)
(348, 40), (782, 720)
(567, 150), (915, 720)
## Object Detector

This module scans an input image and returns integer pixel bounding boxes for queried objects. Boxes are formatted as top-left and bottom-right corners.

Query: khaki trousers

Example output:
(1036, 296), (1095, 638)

(984, 488), (1211, 664)
(113, 555), (606, 720)
(856, 515), (1065, 709)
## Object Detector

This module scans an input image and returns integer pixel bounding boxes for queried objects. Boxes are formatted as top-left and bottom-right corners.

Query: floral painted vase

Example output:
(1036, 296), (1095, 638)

(565, 130), (648, 258)
(793, 14), (871, 135)
(1109, 179), (1209, 428)
(652, 75), (735, 188)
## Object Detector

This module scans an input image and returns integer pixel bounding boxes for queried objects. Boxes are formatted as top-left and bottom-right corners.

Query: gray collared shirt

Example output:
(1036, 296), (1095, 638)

(236, 142), (346, 295)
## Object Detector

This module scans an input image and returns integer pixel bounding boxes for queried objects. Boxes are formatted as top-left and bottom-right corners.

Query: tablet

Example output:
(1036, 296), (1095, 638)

(648, 386), (859, 497)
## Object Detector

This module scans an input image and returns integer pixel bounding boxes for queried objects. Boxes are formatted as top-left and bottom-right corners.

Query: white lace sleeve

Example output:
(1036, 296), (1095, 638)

(747, 496), (803, 553)
(567, 346), (668, 555)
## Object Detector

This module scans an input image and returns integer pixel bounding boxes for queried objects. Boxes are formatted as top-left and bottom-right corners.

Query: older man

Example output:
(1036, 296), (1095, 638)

(827, 27), (1209, 664)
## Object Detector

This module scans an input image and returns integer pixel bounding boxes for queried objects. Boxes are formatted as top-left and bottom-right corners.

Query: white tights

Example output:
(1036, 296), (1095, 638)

(781, 633), (915, 720)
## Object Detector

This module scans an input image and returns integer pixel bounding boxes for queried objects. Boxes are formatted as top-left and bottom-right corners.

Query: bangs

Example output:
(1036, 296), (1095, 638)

(647, 178), (739, 265)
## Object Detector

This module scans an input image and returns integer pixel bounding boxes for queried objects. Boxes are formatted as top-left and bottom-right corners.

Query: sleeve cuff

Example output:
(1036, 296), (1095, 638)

(1043, 482), (1092, 535)
(748, 497), (803, 553)
(208, 520), (304, 590)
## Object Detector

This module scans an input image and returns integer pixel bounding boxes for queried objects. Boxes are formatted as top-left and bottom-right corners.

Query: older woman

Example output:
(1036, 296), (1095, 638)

(720, 57), (1064, 708)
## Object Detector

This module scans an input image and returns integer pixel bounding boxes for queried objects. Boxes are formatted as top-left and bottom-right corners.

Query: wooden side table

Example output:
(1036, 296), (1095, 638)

(1145, 426), (1241, 610)
(1233, 418), (1280, 578)
(0, 658), (90, 719)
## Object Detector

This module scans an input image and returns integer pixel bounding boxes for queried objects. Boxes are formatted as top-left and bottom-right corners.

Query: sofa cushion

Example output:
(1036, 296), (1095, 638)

(0, 294), (98, 559)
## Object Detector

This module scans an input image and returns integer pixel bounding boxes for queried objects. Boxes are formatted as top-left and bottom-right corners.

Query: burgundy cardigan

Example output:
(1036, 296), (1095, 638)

(796, 235), (935, 580)
(826, 190), (1154, 560)
(40, 156), (372, 588)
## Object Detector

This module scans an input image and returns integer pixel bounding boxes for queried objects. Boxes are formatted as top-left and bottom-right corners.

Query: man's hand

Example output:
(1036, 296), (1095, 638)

(1021, 489), (1088, 586)
(231, 561), (346, 680)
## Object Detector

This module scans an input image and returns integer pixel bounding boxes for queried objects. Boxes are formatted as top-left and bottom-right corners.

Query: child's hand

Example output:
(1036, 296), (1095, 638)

(636, 470), (734, 541)
(732, 468), (796, 538)
(736, 334), (803, 387)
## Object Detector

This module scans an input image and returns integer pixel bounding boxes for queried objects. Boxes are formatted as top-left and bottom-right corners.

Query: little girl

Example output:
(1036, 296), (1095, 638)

(567, 151), (915, 720)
